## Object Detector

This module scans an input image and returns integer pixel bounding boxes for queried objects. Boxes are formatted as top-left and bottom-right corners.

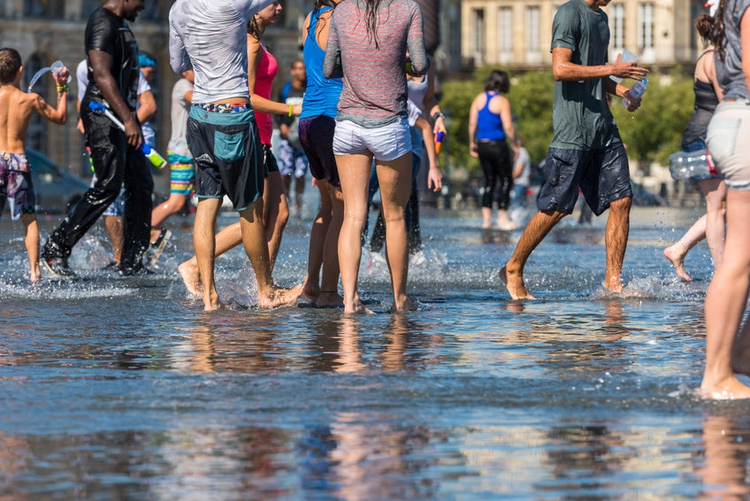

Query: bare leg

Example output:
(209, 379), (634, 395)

(337, 152), (375, 314)
(179, 222), (242, 298)
(701, 179), (727, 271)
(376, 153), (417, 312)
(294, 175), (305, 217)
(664, 214), (706, 282)
(303, 181), (332, 300)
(481, 207), (492, 229)
(239, 200), (301, 309)
(603, 196), (632, 293)
(317, 184), (344, 308)
(263, 171), (289, 273)
(501, 209), (566, 299)
(701, 190), (750, 399)
(104, 215), (124, 264)
(21, 214), (40, 282)
(193, 198), (223, 311)
(150, 193), (187, 242)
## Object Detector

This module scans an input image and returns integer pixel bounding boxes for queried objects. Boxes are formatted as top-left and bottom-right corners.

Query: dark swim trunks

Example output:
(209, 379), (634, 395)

(0, 152), (35, 220)
(537, 143), (633, 216)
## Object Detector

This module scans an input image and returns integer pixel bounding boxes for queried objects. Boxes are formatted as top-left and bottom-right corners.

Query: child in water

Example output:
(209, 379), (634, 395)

(0, 48), (69, 282)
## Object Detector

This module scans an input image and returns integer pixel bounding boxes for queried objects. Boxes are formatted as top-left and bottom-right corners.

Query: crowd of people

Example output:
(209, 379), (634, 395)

(1, 0), (750, 397)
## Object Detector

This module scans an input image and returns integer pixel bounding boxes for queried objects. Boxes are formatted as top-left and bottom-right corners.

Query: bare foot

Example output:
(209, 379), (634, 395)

(497, 219), (516, 231)
(302, 276), (320, 301)
(663, 246), (692, 281)
(700, 376), (750, 400)
(500, 265), (535, 300)
(316, 291), (344, 308)
(391, 295), (418, 313)
(203, 301), (224, 312)
(178, 261), (202, 298)
(259, 283), (304, 309)
(30, 268), (41, 283)
(344, 300), (375, 315)
(603, 275), (624, 294)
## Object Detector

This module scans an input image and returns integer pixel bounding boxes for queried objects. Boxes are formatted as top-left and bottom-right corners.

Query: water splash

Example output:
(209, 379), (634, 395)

(27, 60), (68, 93)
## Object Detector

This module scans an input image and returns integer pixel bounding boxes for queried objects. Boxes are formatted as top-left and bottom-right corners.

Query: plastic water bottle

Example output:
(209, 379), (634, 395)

(623, 78), (648, 109)
(669, 149), (716, 180)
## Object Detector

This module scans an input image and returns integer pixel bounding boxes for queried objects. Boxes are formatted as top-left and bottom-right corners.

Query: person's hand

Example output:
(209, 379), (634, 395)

(611, 53), (649, 80)
(292, 103), (302, 117)
(53, 66), (70, 86)
(427, 166), (443, 192)
(124, 116), (143, 150)
(76, 117), (85, 134)
(470, 141), (479, 158)
(433, 115), (445, 136)
(623, 89), (643, 112)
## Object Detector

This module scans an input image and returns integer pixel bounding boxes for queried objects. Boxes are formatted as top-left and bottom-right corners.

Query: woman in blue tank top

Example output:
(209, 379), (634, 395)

(299, 0), (345, 308)
(468, 70), (516, 230)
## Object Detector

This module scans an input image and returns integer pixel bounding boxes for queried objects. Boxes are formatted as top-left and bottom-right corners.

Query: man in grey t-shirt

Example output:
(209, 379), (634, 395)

(501, 0), (648, 300)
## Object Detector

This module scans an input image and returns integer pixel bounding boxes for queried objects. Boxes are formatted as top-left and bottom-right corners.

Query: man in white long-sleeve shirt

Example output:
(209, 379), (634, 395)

(169, 0), (301, 311)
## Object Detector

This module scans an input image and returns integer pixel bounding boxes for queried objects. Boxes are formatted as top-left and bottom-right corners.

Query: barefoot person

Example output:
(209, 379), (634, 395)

(663, 14), (725, 282)
(500, 0), (649, 300)
(0, 48), (69, 282)
(169, 0), (301, 311)
(42, 0), (153, 278)
(701, 0), (750, 399)
(324, 0), (429, 314)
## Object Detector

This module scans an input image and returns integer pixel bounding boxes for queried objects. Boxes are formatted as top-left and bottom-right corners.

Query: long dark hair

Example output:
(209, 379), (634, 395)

(713, 0), (728, 60)
(307, 0), (339, 39)
(485, 70), (510, 94)
(364, 0), (383, 49)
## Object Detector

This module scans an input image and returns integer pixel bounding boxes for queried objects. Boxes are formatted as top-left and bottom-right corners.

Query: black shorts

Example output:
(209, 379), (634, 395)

(299, 115), (340, 187)
(187, 106), (263, 211)
(537, 143), (633, 216)
(263, 143), (279, 175)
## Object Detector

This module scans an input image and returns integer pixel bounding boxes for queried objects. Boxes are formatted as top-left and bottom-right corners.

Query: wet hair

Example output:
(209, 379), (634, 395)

(0, 47), (22, 85)
(713, 0), (728, 60)
(307, 0), (339, 39)
(485, 70), (510, 94)
(247, 14), (262, 40)
(364, 0), (383, 49)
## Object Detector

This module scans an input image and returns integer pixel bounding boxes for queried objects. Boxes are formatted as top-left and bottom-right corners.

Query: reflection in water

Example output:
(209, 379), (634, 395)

(696, 412), (750, 499)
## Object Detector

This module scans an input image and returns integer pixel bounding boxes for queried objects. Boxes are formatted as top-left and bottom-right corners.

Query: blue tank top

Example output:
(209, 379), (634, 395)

(301, 6), (343, 119)
(475, 91), (506, 141)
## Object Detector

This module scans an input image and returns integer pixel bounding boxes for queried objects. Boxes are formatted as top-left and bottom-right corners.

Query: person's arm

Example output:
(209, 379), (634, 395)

(416, 115), (442, 192)
(406, 5), (429, 77)
(137, 89), (157, 124)
(323, 15), (342, 79)
(89, 49), (142, 149)
(552, 47), (648, 84)
(467, 94), (480, 158)
(169, 20), (191, 74)
(741, 8), (750, 94)
(247, 36), (301, 116)
(498, 96), (516, 158)
(512, 151), (524, 179)
(34, 66), (70, 125)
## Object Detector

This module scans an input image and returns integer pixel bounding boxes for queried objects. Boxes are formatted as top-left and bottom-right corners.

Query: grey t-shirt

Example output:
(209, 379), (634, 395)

(168, 78), (193, 156)
(550, 0), (621, 150)
(716, 0), (750, 99)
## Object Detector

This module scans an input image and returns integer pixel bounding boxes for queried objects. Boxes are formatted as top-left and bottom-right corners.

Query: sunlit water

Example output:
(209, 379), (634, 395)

(1, 203), (748, 500)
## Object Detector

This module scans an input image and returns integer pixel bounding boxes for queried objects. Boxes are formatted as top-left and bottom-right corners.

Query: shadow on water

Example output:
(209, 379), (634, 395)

(0, 209), (747, 498)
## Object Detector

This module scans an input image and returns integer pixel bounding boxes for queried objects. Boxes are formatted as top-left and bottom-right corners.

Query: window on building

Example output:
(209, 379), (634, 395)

(526, 6), (541, 61)
(638, 3), (654, 51)
(498, 7), (513, 57)
(23, 0), (64, 18)
(473, 8), (485, 65)
(610, 4), (625, 51)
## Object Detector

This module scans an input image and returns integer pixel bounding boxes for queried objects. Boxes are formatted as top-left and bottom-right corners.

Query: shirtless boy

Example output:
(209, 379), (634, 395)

(0, 48), (69, 282)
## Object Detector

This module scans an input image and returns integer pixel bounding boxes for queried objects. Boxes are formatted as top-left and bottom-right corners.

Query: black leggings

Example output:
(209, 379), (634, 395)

(477, 140), (513, 210)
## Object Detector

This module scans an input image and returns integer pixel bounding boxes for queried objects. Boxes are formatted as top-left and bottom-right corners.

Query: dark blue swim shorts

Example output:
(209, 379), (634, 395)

(537, 143), (633, 216)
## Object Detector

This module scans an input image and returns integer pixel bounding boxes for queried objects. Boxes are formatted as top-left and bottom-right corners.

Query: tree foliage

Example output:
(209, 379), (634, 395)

(439, 66), (695, 178)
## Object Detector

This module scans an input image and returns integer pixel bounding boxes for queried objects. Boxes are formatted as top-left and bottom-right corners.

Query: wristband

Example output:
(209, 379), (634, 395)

(432, 111), (444, 121)
(288, 104), (294, 117)
(56, 84), (69, 93)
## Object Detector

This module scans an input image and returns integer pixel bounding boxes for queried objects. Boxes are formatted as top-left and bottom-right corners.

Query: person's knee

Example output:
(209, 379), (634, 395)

(610, 196), (632, 212)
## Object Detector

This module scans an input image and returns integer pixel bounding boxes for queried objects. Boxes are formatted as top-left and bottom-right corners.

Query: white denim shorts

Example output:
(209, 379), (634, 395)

(332, 118), (412, 161)
(707, 99), (750, 190)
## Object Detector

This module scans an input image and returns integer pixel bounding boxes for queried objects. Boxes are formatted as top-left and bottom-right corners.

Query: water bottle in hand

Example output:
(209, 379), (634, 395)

(623, 78), (648, 109)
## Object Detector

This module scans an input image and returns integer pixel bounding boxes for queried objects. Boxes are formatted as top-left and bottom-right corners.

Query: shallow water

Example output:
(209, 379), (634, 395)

(1, 205), (748, 499)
